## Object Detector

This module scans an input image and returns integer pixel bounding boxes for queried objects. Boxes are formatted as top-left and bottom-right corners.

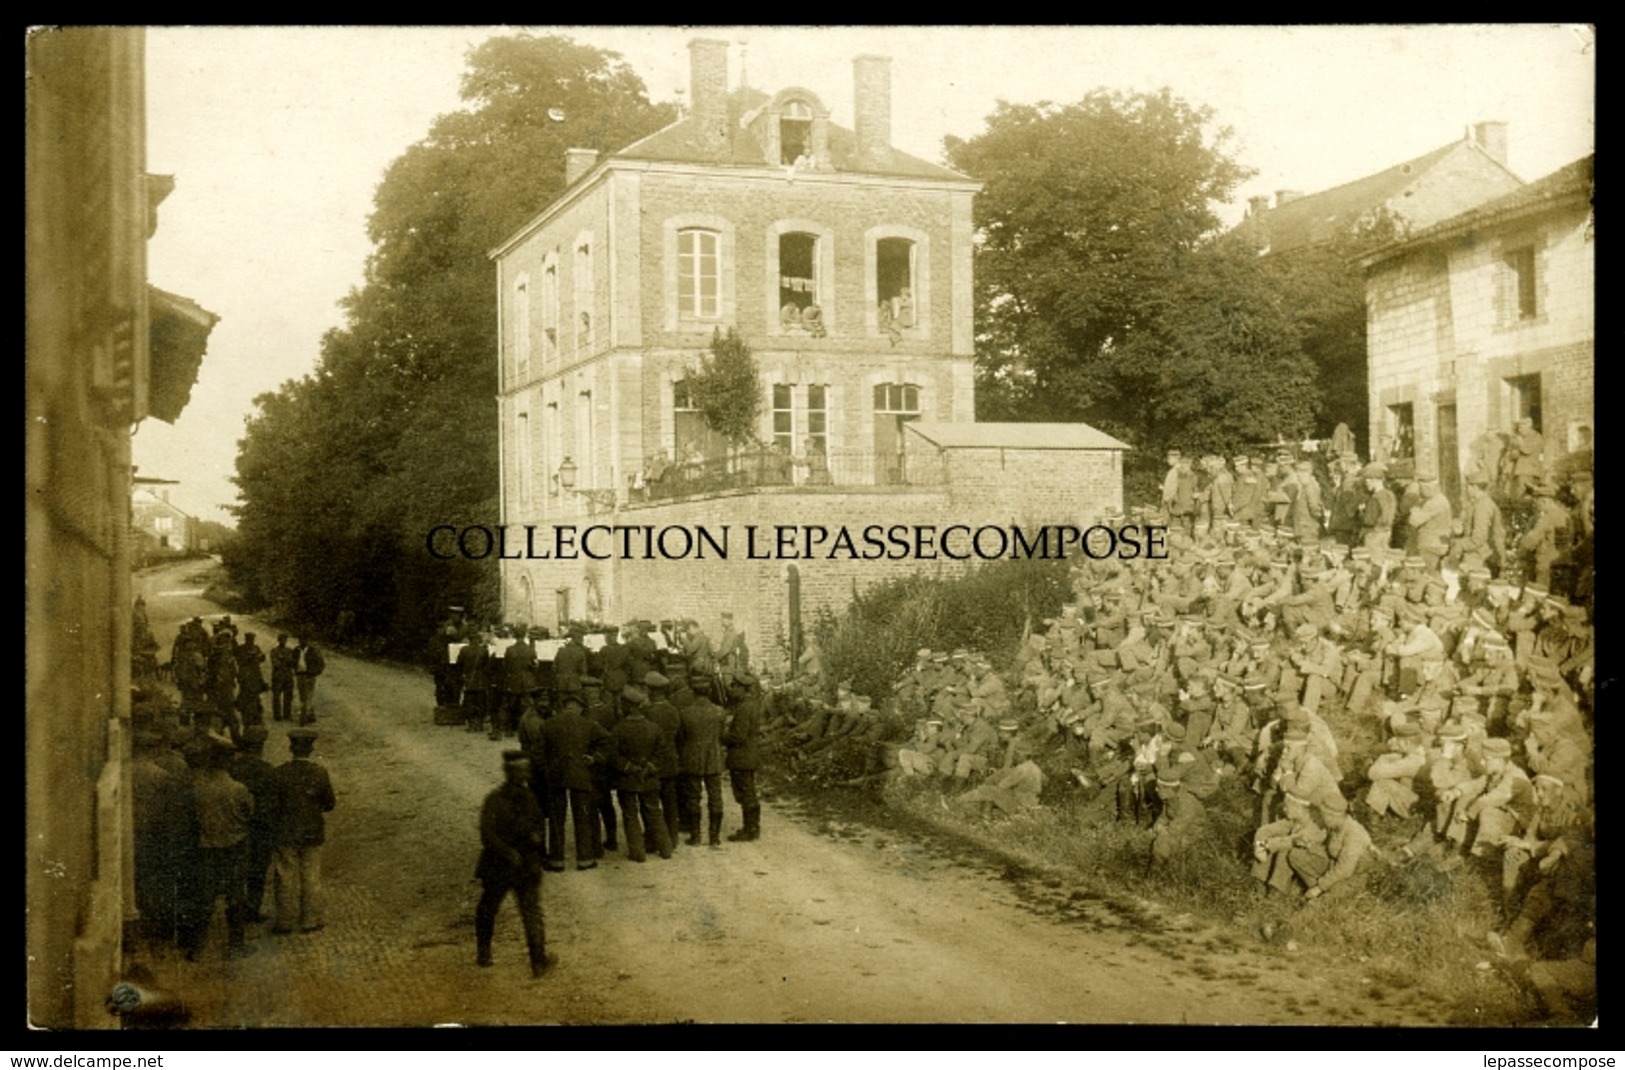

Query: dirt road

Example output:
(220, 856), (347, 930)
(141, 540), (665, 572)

(131, 560), (1437, 1026)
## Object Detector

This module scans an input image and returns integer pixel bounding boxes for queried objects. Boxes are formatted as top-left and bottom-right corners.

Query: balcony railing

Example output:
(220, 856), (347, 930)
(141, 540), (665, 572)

(630, 446), (938, 503)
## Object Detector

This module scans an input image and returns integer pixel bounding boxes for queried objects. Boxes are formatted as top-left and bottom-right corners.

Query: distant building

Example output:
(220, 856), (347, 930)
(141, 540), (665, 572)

(491, 39), (1126, 666)
(1361, 155), (1594, 504)
(27, 27), (217, 1027)
(131, 481), (199, 563)
(1237, 123), (1524, 255)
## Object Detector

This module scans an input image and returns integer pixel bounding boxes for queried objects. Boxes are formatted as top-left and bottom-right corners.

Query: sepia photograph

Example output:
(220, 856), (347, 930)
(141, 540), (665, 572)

(26, 24), (1595, 1031)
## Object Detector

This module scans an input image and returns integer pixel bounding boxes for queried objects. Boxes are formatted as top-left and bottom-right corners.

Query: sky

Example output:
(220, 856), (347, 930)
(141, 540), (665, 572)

(133, 25), (1595, 523)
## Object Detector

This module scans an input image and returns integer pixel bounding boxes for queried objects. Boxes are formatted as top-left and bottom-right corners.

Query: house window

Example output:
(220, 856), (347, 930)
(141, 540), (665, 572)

(806, 385), (828, 457)
(678, 228), (720, 318)
(877, 237), (916, 333)
(575, 391), (594, 489)
(513, 277), (531, 382)
(674, 378), (727, 473)
(517, 411), (532, 506)
(545, 401), (560, 496)
(780, 100), (812, 165)
(773, 384), (794, 452)
(574, 241), (593, 353)
(1507, 374), (1542, 433)
(1387, 403), (1415, 461)
(1506, 246), (1537, 321)
(874, 382), (921, 485)
(777, 231), (825, 336)
(541, 259), (559, 364)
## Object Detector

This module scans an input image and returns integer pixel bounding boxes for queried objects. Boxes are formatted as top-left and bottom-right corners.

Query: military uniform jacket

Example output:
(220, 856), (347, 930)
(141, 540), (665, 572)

(540, 708), (608, 791)
(611, 713), (664, 792)
(270, 645), (296, 686)
(474, 780), (547, 885)
(553, 641), (588, 694)
(268, 758), (336, 847)
(645, 699), (682, 778)
(626, 634), (657, 681)
(722, 692), (763, 771)
(503, 638), (538, 694)
(458, 641), (490, 691)
(1409, 492), (1454, 555)
(598, 641), (631, 691)
(676, 696), (726, 775)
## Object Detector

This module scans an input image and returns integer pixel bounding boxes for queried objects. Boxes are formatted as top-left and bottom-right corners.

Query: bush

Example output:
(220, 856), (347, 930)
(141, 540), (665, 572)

(812, 556), (1071, 698)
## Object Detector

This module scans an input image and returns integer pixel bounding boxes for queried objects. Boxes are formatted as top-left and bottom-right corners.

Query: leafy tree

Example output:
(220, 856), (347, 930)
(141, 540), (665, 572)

(228, 34), (673, 652)
(946, 90), (1253, 427)
(1112, 241), (1317, 452)
(687, 327), (763, 446)
(1256, 209), (1409, 454)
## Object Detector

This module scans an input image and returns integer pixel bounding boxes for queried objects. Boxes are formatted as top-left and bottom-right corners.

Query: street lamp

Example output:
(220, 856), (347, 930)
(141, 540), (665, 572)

(555, 456), (616, 510)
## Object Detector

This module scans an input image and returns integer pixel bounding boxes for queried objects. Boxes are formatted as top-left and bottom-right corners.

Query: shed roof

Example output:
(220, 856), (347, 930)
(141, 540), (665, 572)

(907, 421), (1132, 452)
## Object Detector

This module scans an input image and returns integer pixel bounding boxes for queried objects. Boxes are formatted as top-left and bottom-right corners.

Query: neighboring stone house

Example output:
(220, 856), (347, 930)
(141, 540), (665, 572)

(27, 27), (217, 1027)
(131, 481), (199, 563)
(1237, 123), (1525, 255)
(1360, 155), (1594, 505)
(491, 39), (1126, 667)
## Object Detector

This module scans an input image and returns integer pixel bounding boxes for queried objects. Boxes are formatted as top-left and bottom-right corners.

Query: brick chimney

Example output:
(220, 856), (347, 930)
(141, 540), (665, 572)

(1248, 195), (1271, 218)
(1471, 121), (1509, 167)
(564, 148), (599, 187)
(1275, 189), (1304, 208)
(852, 54), (892, 170)
(688, 38), (730, 156)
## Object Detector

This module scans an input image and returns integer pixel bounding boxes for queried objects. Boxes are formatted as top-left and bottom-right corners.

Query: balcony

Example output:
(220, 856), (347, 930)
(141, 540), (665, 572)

(631, 445), (938, 504)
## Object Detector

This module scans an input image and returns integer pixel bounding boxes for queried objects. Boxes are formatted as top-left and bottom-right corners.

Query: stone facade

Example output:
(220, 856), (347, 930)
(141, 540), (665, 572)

(1364, 157), (1594, 501)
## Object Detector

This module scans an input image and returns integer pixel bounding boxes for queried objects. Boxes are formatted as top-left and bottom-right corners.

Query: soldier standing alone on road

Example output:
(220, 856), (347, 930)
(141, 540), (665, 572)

(474, 751), (552, 977)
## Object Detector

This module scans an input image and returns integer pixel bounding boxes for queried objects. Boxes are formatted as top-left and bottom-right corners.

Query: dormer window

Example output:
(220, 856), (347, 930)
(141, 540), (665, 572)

(780, 100), (812, 165)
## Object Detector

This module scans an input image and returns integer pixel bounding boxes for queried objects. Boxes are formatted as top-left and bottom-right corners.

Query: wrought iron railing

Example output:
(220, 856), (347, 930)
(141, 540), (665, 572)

(630, 446), (938, 503)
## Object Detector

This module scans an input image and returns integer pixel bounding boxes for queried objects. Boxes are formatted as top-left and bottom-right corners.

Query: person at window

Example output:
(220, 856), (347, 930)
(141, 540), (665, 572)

(679, 442), (705, 485)
(796, 437), (830, 485)
(1511, 418), (1546, 498)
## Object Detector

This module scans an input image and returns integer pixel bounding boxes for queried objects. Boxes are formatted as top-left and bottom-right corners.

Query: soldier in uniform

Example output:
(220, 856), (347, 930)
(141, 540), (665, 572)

(1296, 795), (1373, 901)
(1518, 482), (1570, 590)
(269, 633), (296, 723)
(675, 673), (728, 847)
(1408, 474), (1454, 572)
(540, 693), (608, 869)
(723, 671), (764, 841)
(610, 686), (671, 862)
(715, 610), (749, 685)
(643, 671), (684, 851)
(474, 751), (551, 977)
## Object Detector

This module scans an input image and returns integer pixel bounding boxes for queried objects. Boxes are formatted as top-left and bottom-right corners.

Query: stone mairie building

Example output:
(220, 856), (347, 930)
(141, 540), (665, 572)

(492, 39), (1126, 667)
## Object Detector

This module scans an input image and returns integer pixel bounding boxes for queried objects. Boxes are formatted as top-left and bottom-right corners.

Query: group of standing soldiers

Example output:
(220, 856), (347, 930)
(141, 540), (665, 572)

(168, 615), (325, 737)
(1157, 428), (1592, 598)
(458, 610), (762, 977)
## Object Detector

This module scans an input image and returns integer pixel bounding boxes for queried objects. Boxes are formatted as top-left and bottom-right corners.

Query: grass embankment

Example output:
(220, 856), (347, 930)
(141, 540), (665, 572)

(790, 557), (1538, 1025)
